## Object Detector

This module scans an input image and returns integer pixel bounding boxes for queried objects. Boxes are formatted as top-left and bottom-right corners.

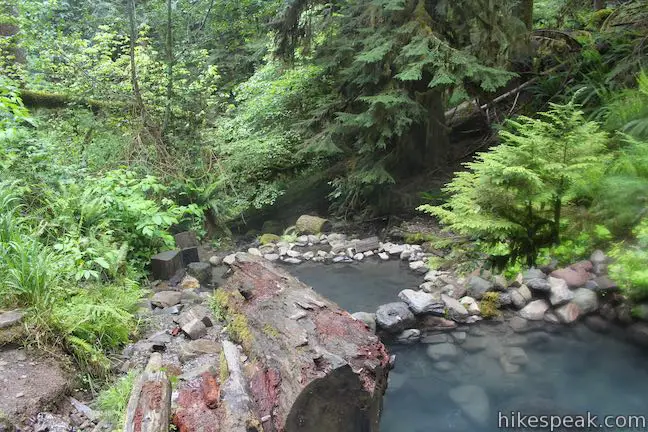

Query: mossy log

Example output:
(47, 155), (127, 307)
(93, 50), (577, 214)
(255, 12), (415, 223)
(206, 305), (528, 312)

(216, 253), (390, 432)
(295, 215), (332, 235)
(20, 89), (126, 111)
(124, 353), (171, 432)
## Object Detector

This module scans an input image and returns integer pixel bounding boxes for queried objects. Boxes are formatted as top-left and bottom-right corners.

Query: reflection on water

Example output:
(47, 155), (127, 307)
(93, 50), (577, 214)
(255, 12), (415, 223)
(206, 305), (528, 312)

(285, 260), (648, 432)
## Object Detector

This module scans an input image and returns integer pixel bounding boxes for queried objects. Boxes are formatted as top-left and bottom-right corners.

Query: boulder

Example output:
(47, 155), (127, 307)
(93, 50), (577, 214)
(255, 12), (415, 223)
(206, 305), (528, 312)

(186, 262), (211, 285)
(465, 276), (493, 300)
(590, 250), (608, 274)
(398, 289), (445, 315)
(409, 260), (428, 274)
(548, 277), (574, 306)
(442, 294), (469, 319)
(351, 312), (377, 333)
(519, 300), (550, 321)
(554, 303), (581, 324)
(264, 253), (280, 262)
(208, 255), (223, 266)
(354, 237), (380, 254)
(151, 291), (182, 308)
(571, 288), (599, 314)
(0, 311), (23, 329)
(376, 302), (416, 333)
(395, 329), (421, 345)
(426, 343), (459, 361)
(179, 339), (222, 363)
(223, 254), (236, 266)
(449, 385), (490, 426)
(523, 268), (546, 281)
(526, 278), (551, 293)
(420, 316), (457, 332)
(550, 267), (590, 288)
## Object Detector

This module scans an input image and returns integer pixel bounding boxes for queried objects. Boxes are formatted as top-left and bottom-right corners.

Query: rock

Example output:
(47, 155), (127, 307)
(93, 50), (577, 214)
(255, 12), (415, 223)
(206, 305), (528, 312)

(449, 385), (490, 426)
(283, 257), (302, 265)
(395, 329), (421, 345)
(187, 262), (211, 288)
(259, 233), (281, 245)
(460, 297), (481, 315)
(571, 288), (599, 314)
(590, 250), (608, 274)
(554, 303), (581, 324)
(286, 250), (302, 258)
(208, 255), (222, 266)
(510, 289), (529, 310)
(332, 256), (352, 264)
(151, 291), (182, 308)
(509, 316), (529, 333)
(442, 294), (469, 319)
(409, 260), (428, 274)
(399, 249), (412, 260)
(548, 277), (574, 306)
(500, 357), (521, 374)
(584, 315), (610, 333)
(627, 323), (648, 347)
(375, 302), (416, 333)
(378, 252), (389, 261)
(179, 339), (222, 362)
(519, 300), (550, 321)
(264, 253), (280, 262)
(434, 361), (455, 372)
(616, 303), (634, 324)
(34, 413), (71, 432)
(421, 334), (451, 344)
(0, 311), (23, 329)
(421, 316), (457, 331)
(295, 215), (332, 234)
(150, 250), (183, 280)
(354, 237), (380, 253)
(426, 343), (459, 361)
(493, 275), (508, 291)
(465, 276), (493, 300)
(247, 247), (263, 257)
(180, 274), (201, 290)
(351, 312), (376, 333)
(498, 292), (513, 307)
(353, 253), (364, 261)
(462, 337), (489, 353)
(182, 319), (208, 339)
(550, 267), (590, 288)
(503, 347), (528, 365)
(592, 276), (618, 292)
(526, 278), (551, 293)
(363, 251), (374, 257)
(452, 332), (467, 344)
(384, 243), (405, 255)
(523, 268), (546, 281)
(441, 284), (467, 300)
(302, 251), (315, 260)
(544, 311), (560, 324)
(398, 289), (444, 315)
(223, 254), (236, 266)
(177, 306), (213, 328)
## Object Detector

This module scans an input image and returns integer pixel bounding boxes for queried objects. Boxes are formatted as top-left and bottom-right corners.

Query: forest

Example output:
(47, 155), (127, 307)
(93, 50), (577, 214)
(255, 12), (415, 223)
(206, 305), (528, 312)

(1, 0), (647, 430)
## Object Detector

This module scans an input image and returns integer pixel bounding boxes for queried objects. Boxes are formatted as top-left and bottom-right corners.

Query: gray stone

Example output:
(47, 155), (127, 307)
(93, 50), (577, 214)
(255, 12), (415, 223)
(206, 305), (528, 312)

(462, 337), (489, 352)
(523, 268), (547, 281)
(409, 260), (428, 273)
(548, 277), (574, 306)
(179, 339), (221, 362)
(395, 329), (421, 345)
(151, 291), (182, 308)
(378, 252), (390, 261)
(526, 278), (551, 293)
(283, 257), (302, 265)
(510, 289), (528, 310)
(264, 253), (280, 262)
(554, 303), (581, 324)
(466, 276), (493, 300)
(426, 343), (459, 361)
(34, 413), (70, 432)
(247, 247), (263, 257)
(186, 262), (211, 285)
(493, 275), (509, 291)
(0, 311), (23, 329)
(509, 316), (529, 332)
(544, 311), (560, 324)
(354, 237), (380, 253)
(376, 302), (416, 333)
(301, 251), (314, 260)
(384, 243), (405, 255)
(498, 292), (513, 307)
(503, 347), (528, 365)
(449, 385), (490, 426)
(150, 250), (183, 280)
(353, 253), (364, 261)
(421, 333), (452, 344)
(177, 306), (213, 328)
(592, 276), (618, 292)
(182, 318), (207, 339)
(398, 289), (445, 315)
(286, 250), (301, 258)
(460, 296), (481, 315)
(208, 255), (222, 266)
(584, 315), (610, 333)
(572, 288), (599, 314)
(351, 312), (376, 333)
(223, 254), (236, 266)
(452, 331), (467, 344)
(519, 300), (550, 321)
(590, 250), (608, 274)
(442, 294), (469, 319)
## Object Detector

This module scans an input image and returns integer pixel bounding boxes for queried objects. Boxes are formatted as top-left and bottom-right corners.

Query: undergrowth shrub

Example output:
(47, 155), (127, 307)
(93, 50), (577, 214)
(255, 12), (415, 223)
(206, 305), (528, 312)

(609, 219), (648, 301)
(96, 370), (138, 426)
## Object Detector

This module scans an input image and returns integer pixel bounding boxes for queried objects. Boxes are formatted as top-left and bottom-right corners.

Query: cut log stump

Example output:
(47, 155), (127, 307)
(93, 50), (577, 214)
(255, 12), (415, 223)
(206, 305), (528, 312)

(217, 253), (390, 432)
(295, 215), (332, 235)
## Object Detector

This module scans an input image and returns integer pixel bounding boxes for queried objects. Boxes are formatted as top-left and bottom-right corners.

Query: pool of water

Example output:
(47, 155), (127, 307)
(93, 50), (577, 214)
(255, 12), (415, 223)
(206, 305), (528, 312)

(284, 260), (648, 432)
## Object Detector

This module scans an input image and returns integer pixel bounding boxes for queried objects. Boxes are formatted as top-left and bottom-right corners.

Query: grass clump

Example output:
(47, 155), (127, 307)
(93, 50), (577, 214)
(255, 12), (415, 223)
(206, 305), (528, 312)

(96, 370), (138, 427)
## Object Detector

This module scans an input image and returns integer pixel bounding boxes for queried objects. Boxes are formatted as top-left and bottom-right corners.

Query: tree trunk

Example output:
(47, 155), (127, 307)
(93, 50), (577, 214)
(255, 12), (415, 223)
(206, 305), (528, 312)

(516, 0), (534, 30)
(126, 0), (145, 115)
(124, 353), (172, 432)
(163, 0), (173, 133)
(197, 253), (390, 432)
(295, 215), (332, 234)
(593, 0), (605, 10)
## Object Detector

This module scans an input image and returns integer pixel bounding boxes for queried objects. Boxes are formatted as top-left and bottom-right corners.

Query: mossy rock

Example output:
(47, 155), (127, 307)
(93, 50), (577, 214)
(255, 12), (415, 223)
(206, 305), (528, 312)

(259, 233), (281, 245)
(0, 325), (25, 347)
(479, 292), (502, 319)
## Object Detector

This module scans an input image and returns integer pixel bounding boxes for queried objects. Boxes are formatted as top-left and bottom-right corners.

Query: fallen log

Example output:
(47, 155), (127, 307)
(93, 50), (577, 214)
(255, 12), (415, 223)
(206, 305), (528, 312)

(216, 253), (390, 432)
(124, 353), (172, 432)
(295, 215), (332, 235)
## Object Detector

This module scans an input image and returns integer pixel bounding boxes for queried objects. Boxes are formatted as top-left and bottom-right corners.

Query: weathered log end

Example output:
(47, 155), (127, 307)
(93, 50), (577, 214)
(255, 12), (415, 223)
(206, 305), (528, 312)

(219, 253), (390, 432)
(295, 215), (332, 235)
(124, 353), (171, 432)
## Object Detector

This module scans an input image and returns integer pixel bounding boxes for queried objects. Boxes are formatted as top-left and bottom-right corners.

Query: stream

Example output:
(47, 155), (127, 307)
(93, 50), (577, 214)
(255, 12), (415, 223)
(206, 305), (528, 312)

(286, 261), (648, 432)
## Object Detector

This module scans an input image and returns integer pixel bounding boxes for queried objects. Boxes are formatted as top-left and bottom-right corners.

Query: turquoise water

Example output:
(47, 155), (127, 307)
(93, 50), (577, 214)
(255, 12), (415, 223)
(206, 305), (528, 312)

(286, 261), (648, 432)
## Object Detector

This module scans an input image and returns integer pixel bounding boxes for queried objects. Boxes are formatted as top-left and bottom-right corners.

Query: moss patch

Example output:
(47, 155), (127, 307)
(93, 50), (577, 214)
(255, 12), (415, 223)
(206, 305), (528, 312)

(404, 232), (436, 244)
(259, 233), (281, 245)
(219, 351), (229, 383)
(479, 292), (502, 319)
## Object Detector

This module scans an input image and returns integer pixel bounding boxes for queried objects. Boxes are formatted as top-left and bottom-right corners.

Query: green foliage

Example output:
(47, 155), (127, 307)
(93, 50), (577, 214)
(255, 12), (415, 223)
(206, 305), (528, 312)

(97, 371), (138, 426)
(609, 219), (648, 301)
(419, 102), (608, 267)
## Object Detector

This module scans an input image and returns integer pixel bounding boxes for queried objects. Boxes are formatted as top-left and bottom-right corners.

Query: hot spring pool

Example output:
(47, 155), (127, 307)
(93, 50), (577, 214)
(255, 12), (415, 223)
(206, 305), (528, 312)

(286, 260), (648, 432)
